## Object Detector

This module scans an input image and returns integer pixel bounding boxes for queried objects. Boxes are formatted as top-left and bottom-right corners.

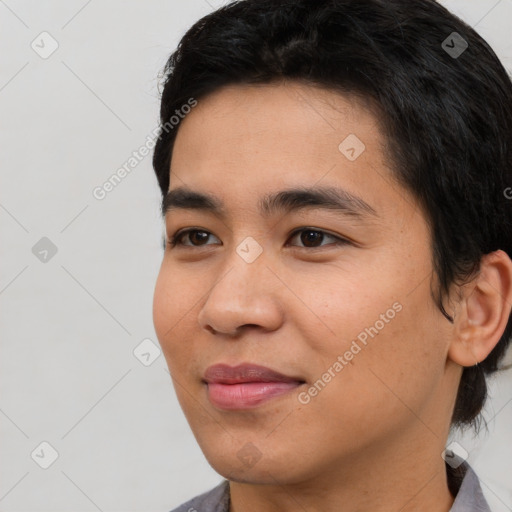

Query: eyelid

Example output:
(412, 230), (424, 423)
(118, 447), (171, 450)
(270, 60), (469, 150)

(168, 226), (351, 249)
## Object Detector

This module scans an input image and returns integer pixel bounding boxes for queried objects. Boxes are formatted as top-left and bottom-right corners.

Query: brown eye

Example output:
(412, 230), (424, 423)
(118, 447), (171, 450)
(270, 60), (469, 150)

(168, 229), (220, 247)
(299, 230), (325, 247)
(288, 228), (349, 248)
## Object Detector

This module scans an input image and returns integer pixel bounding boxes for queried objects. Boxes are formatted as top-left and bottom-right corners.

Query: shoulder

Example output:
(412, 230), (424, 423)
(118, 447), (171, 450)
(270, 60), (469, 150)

(169, 480), (230, 512)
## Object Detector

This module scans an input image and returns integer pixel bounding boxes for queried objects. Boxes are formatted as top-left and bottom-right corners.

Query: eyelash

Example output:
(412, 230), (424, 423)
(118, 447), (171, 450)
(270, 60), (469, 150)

(167, 227), (350, 249)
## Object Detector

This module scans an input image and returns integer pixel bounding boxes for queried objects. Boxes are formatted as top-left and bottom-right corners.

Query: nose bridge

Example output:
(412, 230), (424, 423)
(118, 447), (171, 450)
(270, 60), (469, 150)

(196, 241), (282, 335)
(213, 233), (271, 296)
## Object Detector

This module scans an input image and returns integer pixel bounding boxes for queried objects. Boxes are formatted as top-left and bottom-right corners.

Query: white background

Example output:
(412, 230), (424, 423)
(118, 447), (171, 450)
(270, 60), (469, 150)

(1, 1), (511, 510)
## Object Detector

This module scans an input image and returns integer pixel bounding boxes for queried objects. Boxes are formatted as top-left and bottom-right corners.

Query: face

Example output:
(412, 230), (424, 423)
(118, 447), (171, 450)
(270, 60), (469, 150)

(153, 82), (459, 485)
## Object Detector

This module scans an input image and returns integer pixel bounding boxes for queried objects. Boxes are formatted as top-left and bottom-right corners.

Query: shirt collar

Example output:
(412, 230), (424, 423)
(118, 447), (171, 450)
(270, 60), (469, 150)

(447, 460), (491, 512)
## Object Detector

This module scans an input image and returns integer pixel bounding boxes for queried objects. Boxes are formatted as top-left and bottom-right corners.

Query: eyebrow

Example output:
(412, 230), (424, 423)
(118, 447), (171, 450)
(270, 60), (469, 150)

(161, 185), (378, 220)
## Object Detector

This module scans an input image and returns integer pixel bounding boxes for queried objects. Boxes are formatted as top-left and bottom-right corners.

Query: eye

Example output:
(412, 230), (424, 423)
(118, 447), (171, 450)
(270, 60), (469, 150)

(167, 227), (350, 249)
(287, 228), (349, 248)
(168, 228), (220, 248)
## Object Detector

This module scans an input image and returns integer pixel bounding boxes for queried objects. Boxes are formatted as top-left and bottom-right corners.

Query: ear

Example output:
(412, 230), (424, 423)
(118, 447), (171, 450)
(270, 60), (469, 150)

(448, 250), (512, 367)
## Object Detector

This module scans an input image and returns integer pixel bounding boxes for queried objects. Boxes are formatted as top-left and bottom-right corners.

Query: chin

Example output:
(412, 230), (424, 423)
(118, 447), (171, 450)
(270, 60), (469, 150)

(199, 439), (310, 486)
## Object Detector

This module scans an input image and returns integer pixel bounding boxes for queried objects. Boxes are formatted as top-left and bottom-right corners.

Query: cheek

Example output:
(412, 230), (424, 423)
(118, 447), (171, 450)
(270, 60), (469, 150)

(287, 265), (401, 358)
(297, 270), (446, 416)
(152, 266), (172, 343)
(152, 262), (196, 363)
(292, 306), (445, 456)
(351, 301), (446, 416)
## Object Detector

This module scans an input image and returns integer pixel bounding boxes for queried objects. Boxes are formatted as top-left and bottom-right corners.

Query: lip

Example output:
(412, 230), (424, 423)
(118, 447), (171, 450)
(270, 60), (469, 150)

(203, 363), (306, 410)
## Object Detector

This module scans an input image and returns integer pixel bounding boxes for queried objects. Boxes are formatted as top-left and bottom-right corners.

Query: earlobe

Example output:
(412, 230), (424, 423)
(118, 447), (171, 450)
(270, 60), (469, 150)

(448, 250), (512, 367)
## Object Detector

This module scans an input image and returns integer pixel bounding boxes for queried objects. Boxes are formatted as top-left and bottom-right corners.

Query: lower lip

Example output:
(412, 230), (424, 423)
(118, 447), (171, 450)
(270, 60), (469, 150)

(206, 381), (303, 410)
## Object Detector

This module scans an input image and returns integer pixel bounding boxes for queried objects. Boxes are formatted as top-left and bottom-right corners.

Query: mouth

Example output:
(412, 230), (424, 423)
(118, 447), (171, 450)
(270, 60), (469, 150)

(203, 363), (306, 410)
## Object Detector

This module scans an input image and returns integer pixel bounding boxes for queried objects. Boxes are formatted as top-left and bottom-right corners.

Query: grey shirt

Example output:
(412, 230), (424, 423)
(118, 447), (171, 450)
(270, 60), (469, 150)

(170, 462), (491, 512)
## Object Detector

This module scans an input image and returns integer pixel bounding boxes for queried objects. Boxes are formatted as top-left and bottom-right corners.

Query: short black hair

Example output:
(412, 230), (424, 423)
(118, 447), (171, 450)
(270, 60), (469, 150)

(152, 0), (512, 428)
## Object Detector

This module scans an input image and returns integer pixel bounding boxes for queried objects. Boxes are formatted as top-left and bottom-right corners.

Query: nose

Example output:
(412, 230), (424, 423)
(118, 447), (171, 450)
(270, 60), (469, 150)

(196, 251), (284, 337)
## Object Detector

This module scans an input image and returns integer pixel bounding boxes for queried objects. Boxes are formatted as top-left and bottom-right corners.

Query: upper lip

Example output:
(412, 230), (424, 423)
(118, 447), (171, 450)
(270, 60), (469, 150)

(203, 363), (305, 384)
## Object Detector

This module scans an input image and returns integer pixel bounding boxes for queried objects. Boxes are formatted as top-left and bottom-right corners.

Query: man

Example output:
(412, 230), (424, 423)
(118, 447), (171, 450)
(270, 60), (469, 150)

(151, 1), (512, 510)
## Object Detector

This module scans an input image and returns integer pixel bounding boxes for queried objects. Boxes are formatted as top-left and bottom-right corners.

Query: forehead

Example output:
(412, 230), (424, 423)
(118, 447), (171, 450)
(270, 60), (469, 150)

(172, 81), (383, 162)
(168, 82), (412, 220)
